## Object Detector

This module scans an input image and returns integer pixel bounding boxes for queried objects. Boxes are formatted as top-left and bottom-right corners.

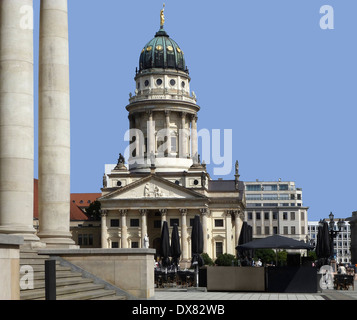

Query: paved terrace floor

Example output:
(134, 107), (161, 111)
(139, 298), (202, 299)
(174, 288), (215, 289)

(154, 281), (357, 300)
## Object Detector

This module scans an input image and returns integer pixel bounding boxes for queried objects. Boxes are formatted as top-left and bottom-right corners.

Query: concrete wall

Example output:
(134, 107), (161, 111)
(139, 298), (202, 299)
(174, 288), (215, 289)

(39, 248), (155, 299)
(0, 235), (23, 300)
(206, 266), (265, 292)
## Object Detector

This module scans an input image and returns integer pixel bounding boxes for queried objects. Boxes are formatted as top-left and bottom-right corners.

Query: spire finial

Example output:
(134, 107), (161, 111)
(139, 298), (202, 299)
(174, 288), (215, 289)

(160, 3), (165, 28)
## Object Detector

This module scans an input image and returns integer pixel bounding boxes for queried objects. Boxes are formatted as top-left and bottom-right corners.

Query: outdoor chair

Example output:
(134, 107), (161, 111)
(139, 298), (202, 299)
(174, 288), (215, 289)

(333, 274), (354, 290)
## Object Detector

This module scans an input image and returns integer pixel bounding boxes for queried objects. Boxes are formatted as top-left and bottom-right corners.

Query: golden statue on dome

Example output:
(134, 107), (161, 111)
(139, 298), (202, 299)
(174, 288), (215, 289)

(160, 3), (165, 27)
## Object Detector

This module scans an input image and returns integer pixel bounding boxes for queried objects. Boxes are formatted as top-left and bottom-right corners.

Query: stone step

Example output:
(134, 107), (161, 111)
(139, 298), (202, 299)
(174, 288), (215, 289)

(21, 276), (94, 290)
(19, 249), (128, 301)
(32, 270), (84, 280)
(21, 283), (106, 300)
(93, 294), (128, 300)
(55, 289), (120, 301)
(20, 258), (60, 265)
(23, 264), (72, 272)
(20, 253), (50, 259)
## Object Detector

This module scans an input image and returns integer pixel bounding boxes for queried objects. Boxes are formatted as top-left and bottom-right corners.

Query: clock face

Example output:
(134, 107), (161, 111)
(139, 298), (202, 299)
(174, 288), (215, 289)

(146, 46), (152, 52)
(156, 45), (163, 51)
(167, 45), (173, 52)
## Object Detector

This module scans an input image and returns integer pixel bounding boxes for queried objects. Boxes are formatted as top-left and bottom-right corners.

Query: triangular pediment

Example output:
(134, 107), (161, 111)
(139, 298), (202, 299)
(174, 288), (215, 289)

(99, 175), (206, 201)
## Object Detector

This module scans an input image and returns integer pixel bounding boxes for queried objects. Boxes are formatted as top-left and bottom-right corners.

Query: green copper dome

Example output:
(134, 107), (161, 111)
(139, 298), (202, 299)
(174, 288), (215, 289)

(139, 28), (187, 72)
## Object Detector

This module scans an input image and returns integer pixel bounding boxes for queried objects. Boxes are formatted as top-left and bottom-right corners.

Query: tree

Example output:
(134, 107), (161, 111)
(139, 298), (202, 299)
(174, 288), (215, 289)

(86, 200), (101, 221)
(254, 249), (276, 265)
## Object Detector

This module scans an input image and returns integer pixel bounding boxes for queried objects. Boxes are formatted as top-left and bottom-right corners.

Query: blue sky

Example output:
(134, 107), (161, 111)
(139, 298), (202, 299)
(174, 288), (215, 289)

(32, 0), (357, 221)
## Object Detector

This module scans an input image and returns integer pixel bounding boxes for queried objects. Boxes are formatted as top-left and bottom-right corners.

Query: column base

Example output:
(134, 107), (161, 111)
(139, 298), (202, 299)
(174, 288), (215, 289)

(37, 231), (78, 249)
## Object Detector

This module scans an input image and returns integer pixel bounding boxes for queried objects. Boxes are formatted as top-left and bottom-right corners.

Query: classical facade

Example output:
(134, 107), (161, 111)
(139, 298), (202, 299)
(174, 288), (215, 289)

(99, 12), (245, 262)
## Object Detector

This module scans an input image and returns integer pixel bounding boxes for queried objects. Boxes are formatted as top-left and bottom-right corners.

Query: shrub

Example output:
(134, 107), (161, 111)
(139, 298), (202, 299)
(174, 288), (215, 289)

(215, 253), (238, 266)
(201, 253), (214, 266)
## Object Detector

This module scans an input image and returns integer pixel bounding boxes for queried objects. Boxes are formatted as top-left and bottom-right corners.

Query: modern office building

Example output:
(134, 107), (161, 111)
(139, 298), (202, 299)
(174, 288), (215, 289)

(243, 180), (309, 241)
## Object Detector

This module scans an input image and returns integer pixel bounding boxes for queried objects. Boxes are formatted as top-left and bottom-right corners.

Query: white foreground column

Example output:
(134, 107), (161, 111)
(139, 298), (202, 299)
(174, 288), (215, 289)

(0, 0), (39, 243)
(38, 0), (75, 247)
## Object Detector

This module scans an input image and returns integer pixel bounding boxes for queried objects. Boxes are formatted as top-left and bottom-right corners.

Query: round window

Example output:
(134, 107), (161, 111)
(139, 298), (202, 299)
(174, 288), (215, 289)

(175, 180), (180, 185)
(170, 79), (176, 86)
(144, 80), (149, 87)
(181, 81), (185, 88)
(156, 79), (163, 86)
(117, 180), (122, 187)
(193, 179), (199, 185)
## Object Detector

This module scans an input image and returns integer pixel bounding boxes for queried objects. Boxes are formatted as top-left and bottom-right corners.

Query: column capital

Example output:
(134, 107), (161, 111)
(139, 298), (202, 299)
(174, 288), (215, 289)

(160, 208), (167, 216)
(179, 208), (187, 215)
(190, 114), (198, 122)
(200, 208), (210, 216)
(165, 110), (171, 117)
(180, 112), (187, 118)
(146, 110), (153, 117)
(139, 209), (148, 216)
(119, 209), (128, 216)
(100, 210), (108, 217)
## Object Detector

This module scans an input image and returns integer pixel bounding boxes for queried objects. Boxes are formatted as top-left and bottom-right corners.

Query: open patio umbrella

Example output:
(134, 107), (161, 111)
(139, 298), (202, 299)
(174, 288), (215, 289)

(170, 223), (181, 271)
(236, 234), (314, 266)
(191, 215), (204, 287)
(160, 221), (171, 269)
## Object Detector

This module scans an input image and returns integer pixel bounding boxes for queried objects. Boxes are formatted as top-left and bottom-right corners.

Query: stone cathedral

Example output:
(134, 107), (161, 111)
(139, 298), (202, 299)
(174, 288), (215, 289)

(99, 8), (245, 263)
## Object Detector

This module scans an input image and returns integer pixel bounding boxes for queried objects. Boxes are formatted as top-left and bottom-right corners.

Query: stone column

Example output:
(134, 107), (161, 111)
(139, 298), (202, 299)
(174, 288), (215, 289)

(140, 209), (148, 248)
(101, 210), (108, 248)
(179, 209), (188, 260)
(134, 114), (142, 160)
(160, 209), (167, 226)
(165, 111), (171, 156)
(37, 0), (75, 247)
(120, 210), (128, 248)
(200, 208), (208, 253)
(179, 112), (187, 158)
(0, 0), (39, 243)
(147, 111), (155, 162)
(190, 115), (198, 164)
(225, 211), (233, 255)
(234, 210), (243, 246)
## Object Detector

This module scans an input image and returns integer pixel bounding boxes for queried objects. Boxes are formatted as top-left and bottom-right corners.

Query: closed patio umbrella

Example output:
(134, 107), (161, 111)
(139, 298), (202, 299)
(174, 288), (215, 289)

(315, 221), (331, 267)
(160, 221), (171, 269)
(237, 221), (253, 265)
(170, 223), (181, 271)
(191, 215), (204, 287)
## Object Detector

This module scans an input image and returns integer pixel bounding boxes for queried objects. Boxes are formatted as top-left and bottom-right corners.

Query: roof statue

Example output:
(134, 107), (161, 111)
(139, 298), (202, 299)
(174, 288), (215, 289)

(160, 3), (165, 28)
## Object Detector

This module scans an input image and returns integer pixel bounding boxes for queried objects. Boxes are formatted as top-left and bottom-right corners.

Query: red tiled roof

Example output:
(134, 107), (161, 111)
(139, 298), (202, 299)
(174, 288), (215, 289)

(71, 193), (102, 207)
(34, 179), (100, 221)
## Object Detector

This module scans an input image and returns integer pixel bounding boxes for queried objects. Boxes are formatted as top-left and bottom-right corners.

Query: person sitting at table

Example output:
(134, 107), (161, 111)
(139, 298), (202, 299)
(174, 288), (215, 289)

(338, 263), (347, 275)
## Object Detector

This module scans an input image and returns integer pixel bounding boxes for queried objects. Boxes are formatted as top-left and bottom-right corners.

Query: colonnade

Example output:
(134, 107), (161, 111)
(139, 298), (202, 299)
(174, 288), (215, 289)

(101, 208), (243, 260)
(0, 0), (74, 247)
(128, 111), (198, 163)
